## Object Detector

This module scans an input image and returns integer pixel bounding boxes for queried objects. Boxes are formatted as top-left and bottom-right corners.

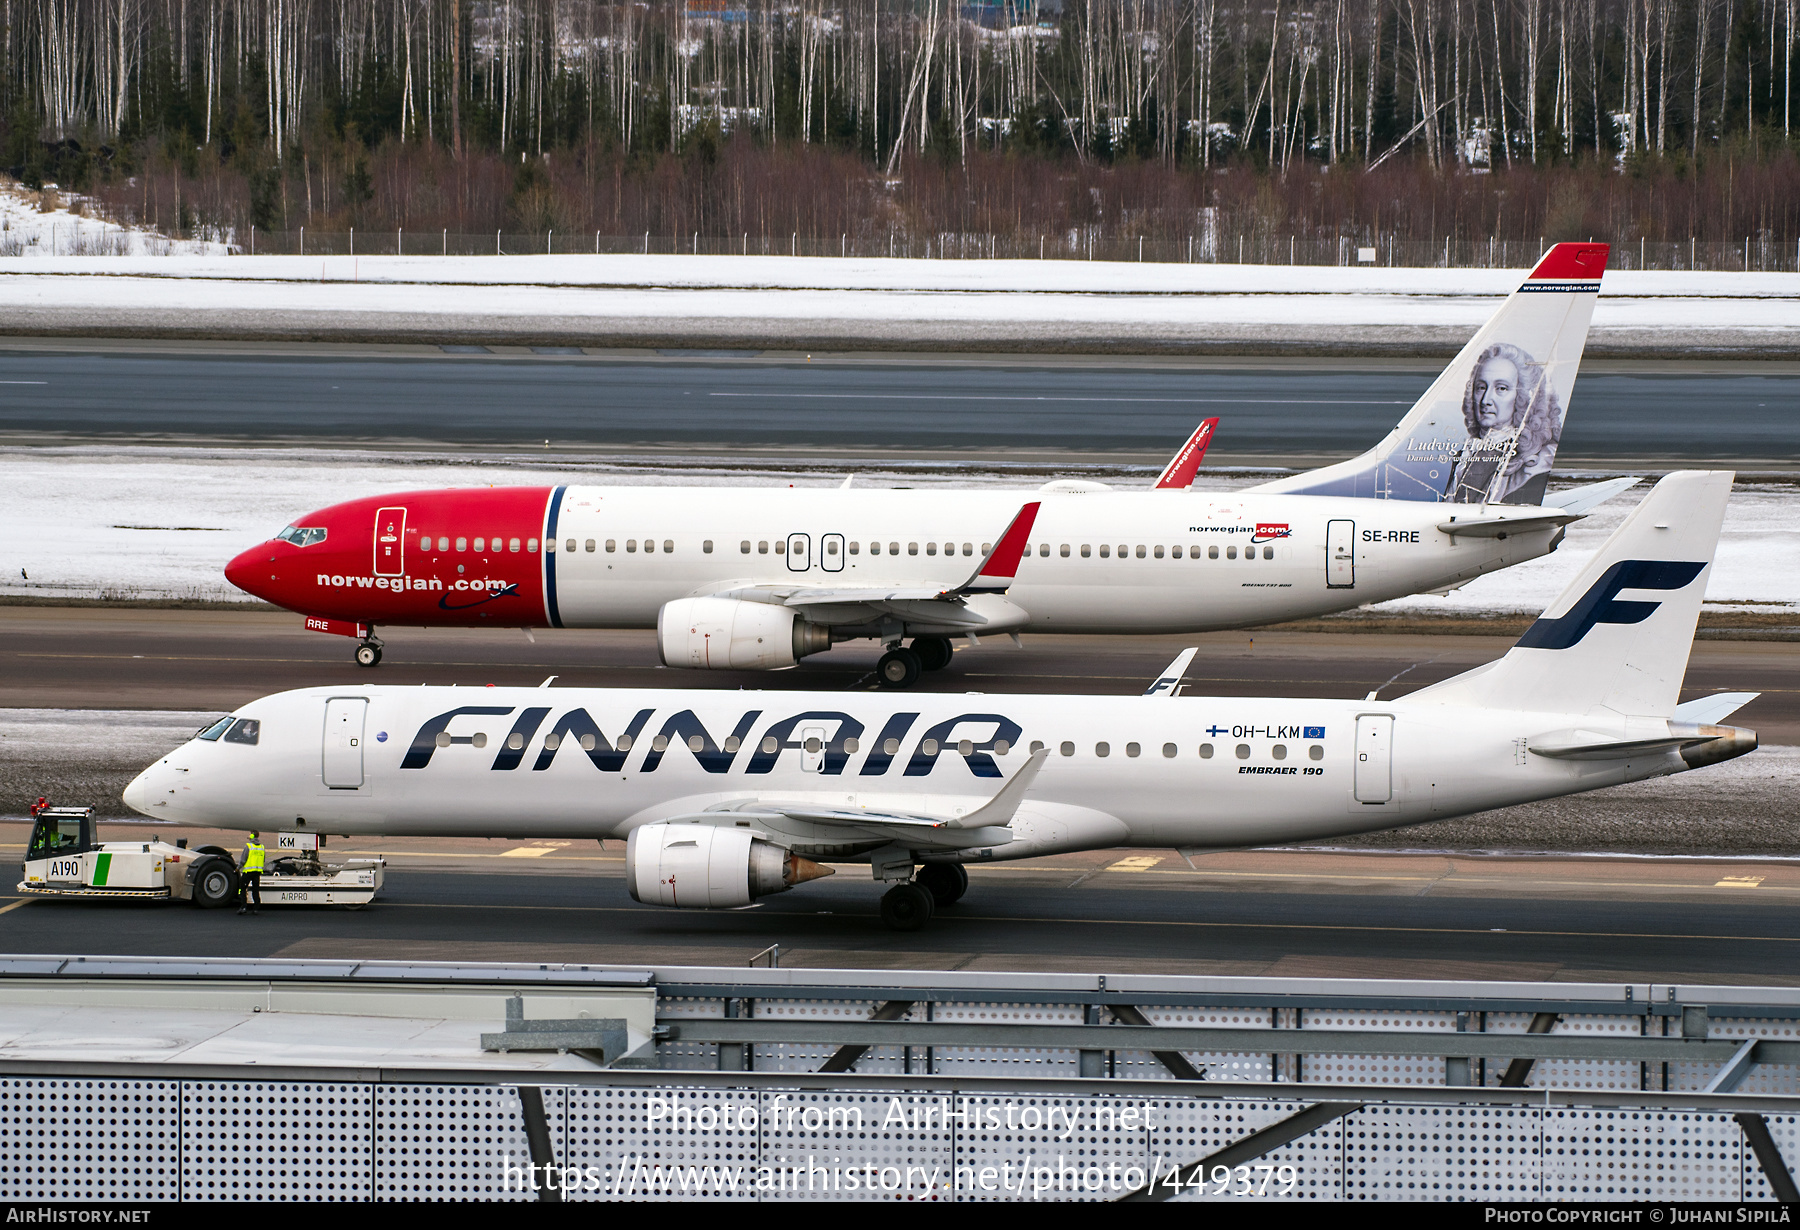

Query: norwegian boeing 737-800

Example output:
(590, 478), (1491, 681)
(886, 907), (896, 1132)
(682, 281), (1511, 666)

(225, 244), (1626, 686)
(136, 472), (1755, 930)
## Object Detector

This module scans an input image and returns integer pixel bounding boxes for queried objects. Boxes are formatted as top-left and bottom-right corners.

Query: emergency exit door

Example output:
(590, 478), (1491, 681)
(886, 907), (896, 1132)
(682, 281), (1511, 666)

(1326, 519), (1355, 588)
(323, 697), (368, 789)
(786, 533), (811, 571)
(1354, 714), (1393, 803)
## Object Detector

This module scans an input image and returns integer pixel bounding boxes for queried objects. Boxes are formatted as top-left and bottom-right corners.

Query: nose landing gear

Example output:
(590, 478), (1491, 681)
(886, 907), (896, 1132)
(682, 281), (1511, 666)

(354, 637), (384, 667)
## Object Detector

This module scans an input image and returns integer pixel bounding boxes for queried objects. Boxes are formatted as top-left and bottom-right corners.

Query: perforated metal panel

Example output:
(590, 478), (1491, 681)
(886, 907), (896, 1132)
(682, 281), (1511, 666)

(928, 1001), (1084, 1078)
(567, 1085), (759, 1201)
(375, 1084), (561, 1200)
(1122, 1006), (1277, 1083)
(1152, 1097), (1340, 1201)
(182, 1082), (371, 1200)
(763, 1090), (952, 1201)
(1743, 1113), (1800, 1201)
(1518, 1016), (1646, 1092)
(955, 1094), (1148, 1201)
(1711, 1022), (1800, 1096)
(1541, 1109), (1741, 1201)
(749, 998), (916, 1076)
(1343, 1104), (1541, 1201)
(0, 1078), (179, 1201)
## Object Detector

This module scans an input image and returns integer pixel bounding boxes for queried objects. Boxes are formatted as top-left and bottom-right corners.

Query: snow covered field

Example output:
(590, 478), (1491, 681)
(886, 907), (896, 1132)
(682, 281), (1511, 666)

(0, 185), (229, 258)
(2, 443), (1793, 617)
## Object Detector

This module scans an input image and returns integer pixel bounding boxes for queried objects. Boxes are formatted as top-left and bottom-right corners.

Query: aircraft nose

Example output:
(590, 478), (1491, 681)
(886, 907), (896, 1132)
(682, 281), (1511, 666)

(121, 765), (154, 816)
(225, 543), (273, 599)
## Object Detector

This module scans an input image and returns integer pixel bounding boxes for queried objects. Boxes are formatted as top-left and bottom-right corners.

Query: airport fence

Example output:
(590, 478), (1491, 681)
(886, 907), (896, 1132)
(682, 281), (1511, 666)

(10, 957), (1800, 1201)
(53, 226), (1796, 271)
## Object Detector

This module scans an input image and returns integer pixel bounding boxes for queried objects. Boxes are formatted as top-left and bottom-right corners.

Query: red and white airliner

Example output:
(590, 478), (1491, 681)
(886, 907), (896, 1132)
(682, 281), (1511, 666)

(225, 245), (1624, 687)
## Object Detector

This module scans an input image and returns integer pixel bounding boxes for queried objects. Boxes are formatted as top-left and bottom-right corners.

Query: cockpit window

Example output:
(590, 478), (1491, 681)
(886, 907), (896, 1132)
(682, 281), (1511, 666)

(195, 717), (233, 741)
(223, 718), (261, 745)
(276, 526), (328, 547)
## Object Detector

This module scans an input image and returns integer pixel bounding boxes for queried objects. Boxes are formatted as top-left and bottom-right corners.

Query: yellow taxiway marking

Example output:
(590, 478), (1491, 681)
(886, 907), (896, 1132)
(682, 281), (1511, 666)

(1716, 875), (1766, 888)
(499, 845), (561, 858)
(1105, 856), (1165, 872)
(0, 898), (33, 915)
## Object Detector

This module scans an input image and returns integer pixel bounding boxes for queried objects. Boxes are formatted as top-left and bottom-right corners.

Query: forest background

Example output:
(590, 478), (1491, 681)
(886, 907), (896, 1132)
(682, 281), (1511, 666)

(3, 0), (1797, 254)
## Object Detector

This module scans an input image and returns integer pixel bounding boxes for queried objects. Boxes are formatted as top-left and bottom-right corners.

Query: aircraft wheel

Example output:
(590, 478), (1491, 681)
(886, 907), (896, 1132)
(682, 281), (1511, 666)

(911, 636), (954, 672)
(916, 862), (968, 905)
(355, 643), (383, 667)
(190, 858), (239, 909)
(879, 882), (935, 931)
(876, 648), (922, 689)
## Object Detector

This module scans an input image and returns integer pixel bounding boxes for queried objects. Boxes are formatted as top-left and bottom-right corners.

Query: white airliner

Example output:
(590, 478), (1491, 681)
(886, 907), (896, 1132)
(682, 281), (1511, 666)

(132, 471), (1755, 930)
(225, 244), (1632, 686)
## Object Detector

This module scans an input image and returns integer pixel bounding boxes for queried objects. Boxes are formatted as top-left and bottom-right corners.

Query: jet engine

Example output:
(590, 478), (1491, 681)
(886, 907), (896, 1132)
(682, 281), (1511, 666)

(657, 596), (832, 670)
(626, 822), (833, 909)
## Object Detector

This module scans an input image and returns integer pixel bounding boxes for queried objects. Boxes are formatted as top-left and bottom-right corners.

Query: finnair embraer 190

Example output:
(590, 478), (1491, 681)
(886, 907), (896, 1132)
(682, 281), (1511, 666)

(133, 471), (1756, 930)
(225, 244), (1630, 687)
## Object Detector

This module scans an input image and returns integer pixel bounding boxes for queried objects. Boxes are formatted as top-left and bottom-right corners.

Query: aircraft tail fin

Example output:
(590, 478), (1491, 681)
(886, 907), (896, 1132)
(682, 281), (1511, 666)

(1412, 470), (1732, 720)
(1248, 242), (1609, 506)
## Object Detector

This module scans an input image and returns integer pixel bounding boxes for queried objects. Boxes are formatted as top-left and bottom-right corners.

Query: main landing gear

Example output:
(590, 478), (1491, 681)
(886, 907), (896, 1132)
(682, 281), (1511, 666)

(354, 636), (384, 668)
(876, 635), (954, 689)
(879, 864), (968, 931)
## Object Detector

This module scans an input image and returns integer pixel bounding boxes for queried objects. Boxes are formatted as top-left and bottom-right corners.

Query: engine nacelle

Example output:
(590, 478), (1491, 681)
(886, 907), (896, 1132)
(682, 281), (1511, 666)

(657, 596), (831, 670)
(626, 822), (833, 909)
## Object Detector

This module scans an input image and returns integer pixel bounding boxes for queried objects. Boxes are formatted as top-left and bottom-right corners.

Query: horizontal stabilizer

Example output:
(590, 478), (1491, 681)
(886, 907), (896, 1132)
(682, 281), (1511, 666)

(1549, 476), (1643, 515)
(1529, 721), (1757, 769)
(1436, 510), (1582, 539)
(1672, 692), (1761, 725)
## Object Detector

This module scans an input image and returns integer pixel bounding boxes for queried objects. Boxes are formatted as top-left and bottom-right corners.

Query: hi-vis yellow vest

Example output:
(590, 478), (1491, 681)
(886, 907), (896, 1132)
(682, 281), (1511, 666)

(243, 841), (265, 872)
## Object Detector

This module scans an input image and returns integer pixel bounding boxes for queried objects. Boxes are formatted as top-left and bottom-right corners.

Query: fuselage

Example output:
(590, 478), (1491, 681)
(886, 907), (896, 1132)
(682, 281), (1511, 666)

(124, 684), (1683, 859)
(225, 485), (1562, 635)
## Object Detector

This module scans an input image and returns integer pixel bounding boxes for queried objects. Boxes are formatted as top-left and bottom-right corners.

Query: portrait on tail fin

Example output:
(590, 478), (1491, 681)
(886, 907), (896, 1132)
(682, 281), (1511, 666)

(1446, 342), (1564, 505)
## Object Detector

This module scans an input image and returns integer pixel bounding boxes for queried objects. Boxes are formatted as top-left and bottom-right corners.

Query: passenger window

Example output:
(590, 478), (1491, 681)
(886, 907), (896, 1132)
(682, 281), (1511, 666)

(605, 539), (616, 552)
(1030, 740), (1046, 754)
(644, 539), (655, 553)
(1162, 743), (1177, 758)
(1099, 545), (1110, 558)
(438, 537), (450, 551)
(723, 736), (742, 753)
(456, 537), (467, 552)
(926, 543), (937, 556)
(1060, 544), (1071, 557)
(844, 737), (860, 753)
(1125, 742), (1140, 757)
(1209, 545), (1219, 559)
(1059, 741), (1075, 757)
(921, 738), (939, 755)
(1263, 545), (1274, 559)
(1227, 545), (1237, 559)
(962, 543), (973, 556)
(1095, 742), (1110, 757)
(1310, 745), (1324, 760)
(956, 739), (973, 756)
(586, 540), (597, 552)
(1039, 544), (1050, 557)
(1135, 545), (1146, 558)
(761, 736), (779, 753)
(868, 542), (880, 555)
(993, 739), (1009, 754)
(664, 540), (674, 553)
(982, 543), (991, 555)
(223, 719), (260, 746)
(845, 542), (855, 555)
(890, 542), (900, 555)
(651, 735), (669, 752)
(626, 540), (637, 553)
(1080, 545), (1091, 558)
(741, 541), (751, 554)
(1273, 744), (1287, 760)
(703, 540), (713, 554)
(565, 539), (576, 553)
(527, 539), (538, 553)
(827, 540), (838, 556)
(775, 541), (785, 555)
(474, 538), (485, 552)
(1118, 544), (1129, 558)
(1236, 743), (1251, 759)
(1199, 743), (1214, 759)
(758, 541), (769, 554)
(883, 738), (900, 755)
(1153, 545), (1164, 559)
(908, 543), (918, 555)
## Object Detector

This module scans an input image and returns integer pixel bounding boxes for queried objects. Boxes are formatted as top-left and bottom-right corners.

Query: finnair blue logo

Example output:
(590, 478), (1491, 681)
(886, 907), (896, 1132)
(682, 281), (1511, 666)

(1515, 560), (1705, 651)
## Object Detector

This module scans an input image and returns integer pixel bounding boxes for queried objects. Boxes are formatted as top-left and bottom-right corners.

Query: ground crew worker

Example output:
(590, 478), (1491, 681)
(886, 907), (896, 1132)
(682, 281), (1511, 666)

(238, 832), (265, 914)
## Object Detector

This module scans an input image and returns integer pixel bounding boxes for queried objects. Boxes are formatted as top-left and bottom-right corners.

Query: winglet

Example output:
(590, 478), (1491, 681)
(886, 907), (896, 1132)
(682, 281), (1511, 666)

(957, 501), (1041, 593)
(1145, 648), (1198, 696)
(1153, 419), (1219, 490)
(955, 747), (1049, 828)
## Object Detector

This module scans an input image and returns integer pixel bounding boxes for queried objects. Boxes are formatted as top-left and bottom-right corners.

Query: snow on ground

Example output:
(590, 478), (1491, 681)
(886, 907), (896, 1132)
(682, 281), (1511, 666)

(1, 443), (1793, 617)
(0, 254), (1793, 335)
(0, 181), (230, 258)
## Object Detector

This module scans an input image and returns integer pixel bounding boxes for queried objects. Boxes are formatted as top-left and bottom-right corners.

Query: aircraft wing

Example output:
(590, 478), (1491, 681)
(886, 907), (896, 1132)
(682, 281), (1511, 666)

(717, 502), (1041, 625)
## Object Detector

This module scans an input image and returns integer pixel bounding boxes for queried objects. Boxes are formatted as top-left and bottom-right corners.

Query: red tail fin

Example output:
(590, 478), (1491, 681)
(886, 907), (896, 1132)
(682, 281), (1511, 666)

(1153, 418), (1218, 490)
